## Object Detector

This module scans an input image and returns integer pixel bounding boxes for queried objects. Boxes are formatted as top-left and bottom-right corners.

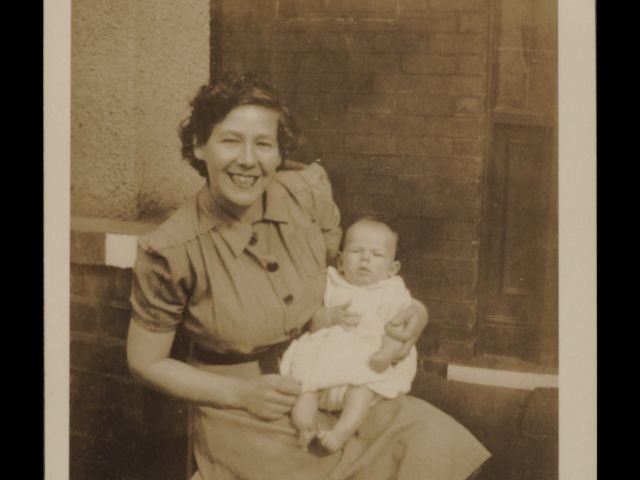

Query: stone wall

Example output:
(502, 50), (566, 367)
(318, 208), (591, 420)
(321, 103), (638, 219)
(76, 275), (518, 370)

(71, 0), (209, 221)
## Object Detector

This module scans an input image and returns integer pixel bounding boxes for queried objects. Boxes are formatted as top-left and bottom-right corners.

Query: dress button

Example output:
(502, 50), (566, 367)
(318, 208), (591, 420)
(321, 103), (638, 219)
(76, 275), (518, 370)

(266, 262), (279, 272)
(283, 294), (294, 305)
(249, 233), (258, 246)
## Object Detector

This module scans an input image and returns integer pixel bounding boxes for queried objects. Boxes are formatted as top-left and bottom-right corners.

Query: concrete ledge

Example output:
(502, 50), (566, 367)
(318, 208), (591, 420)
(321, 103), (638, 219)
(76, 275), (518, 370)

(71, 216), (158, 268)
(71, 216), (159, 235)
(447, 364), (559, 390)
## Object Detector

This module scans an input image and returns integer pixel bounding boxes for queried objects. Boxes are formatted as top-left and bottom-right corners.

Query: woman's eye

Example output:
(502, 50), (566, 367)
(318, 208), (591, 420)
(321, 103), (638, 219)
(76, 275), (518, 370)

(257, 142), (273, 148)
(222, 138), (239, 143)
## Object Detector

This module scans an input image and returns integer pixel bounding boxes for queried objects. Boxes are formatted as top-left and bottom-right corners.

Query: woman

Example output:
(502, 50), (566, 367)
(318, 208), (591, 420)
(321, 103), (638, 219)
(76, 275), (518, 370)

(127, 72), (490, 479)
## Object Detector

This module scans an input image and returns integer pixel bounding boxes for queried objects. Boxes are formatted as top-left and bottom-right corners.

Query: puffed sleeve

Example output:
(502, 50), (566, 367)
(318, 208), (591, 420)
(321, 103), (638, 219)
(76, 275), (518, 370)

(296, 162), (343, 262)
(129, 237), (191, 333)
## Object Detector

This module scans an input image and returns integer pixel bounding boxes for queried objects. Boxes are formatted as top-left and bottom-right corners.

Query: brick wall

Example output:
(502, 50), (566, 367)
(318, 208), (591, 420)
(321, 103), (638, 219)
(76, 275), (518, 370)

(70, 220), (190, 480)
(220, 0), (490, 361)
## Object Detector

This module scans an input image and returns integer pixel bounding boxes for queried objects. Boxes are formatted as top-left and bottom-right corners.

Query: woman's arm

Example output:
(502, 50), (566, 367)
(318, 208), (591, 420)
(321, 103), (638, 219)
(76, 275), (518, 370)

(384, 299), (429, 361)
(126, 320), (301, 420)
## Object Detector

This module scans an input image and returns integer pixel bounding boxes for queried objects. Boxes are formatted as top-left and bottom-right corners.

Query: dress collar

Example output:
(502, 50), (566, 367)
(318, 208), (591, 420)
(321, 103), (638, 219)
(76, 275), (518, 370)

(196, 179), (290, 256)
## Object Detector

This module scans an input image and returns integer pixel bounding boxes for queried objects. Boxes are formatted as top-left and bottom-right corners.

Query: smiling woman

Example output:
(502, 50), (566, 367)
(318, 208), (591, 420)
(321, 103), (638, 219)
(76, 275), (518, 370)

(126, 71), (490, 480)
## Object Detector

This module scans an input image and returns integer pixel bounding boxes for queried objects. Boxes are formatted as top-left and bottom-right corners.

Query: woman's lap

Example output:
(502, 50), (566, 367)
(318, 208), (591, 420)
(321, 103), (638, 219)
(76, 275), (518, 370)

(192, 394), (490, 480)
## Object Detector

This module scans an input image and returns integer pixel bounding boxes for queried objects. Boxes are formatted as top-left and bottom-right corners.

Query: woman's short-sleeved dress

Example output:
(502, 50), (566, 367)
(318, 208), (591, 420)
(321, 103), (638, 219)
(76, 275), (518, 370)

(130, 162), (491, 480)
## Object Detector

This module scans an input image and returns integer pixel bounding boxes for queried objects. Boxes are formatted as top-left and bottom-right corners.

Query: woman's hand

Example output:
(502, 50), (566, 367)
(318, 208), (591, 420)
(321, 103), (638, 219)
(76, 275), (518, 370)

(128, 321), (299, 412)
(385, 299), (428, 362)
(235, 374), (302, 420)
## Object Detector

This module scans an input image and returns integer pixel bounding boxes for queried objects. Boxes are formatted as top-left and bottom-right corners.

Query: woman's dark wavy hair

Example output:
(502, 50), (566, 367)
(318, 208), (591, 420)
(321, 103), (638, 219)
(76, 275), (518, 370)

(178, 71), (299, 178)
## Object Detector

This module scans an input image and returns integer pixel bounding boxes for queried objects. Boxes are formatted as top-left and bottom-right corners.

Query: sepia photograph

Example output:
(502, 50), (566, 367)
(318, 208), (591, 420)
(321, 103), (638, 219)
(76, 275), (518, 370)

(45, 0), (596, 479)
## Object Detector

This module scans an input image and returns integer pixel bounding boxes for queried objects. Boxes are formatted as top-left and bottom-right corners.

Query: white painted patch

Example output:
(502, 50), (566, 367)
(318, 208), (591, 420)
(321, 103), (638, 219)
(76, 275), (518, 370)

(447, 364), (559, 390)
(105, 234), (139, 269)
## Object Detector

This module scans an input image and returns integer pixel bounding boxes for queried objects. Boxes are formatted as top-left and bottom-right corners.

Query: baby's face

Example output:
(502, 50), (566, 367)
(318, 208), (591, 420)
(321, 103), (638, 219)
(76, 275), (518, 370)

(339, 222), (400, 287)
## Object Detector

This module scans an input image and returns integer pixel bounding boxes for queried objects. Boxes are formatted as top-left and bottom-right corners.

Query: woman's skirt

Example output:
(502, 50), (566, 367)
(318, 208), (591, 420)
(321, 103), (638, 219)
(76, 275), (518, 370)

(189, 360), (491, 480)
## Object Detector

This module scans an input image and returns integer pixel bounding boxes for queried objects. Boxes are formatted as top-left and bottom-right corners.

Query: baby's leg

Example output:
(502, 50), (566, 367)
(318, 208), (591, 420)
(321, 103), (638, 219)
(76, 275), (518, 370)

(291, 391), (319, 449)
(318, 385), (376, 452)
(369, 334), (406, 373)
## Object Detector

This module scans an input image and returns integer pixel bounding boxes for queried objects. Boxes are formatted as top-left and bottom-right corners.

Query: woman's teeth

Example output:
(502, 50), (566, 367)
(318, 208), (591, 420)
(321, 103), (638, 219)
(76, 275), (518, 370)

(229, 173), (258, 188)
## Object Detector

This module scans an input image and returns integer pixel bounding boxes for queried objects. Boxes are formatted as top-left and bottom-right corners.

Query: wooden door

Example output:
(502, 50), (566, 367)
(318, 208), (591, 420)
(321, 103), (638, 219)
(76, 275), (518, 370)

(478, 122), (556, 366)
(477, 0), (558, 369)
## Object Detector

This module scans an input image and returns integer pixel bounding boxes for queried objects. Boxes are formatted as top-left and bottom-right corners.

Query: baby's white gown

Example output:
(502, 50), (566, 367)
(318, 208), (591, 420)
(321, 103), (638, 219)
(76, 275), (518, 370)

(280, 267), (417, 411)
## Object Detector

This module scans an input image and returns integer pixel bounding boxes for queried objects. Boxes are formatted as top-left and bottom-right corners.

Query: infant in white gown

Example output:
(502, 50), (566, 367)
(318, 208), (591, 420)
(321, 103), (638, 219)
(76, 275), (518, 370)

(280, 266), (416, 408)
(280, 218), (419, 453)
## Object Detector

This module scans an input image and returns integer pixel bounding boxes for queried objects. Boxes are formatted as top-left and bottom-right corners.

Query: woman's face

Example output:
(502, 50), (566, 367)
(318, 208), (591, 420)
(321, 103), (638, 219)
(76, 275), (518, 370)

(194, 104), (282, 214)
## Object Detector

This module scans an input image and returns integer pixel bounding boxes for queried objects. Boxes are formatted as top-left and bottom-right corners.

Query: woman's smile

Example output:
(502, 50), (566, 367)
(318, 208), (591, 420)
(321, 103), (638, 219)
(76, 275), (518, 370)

(228, 172), (260, 188)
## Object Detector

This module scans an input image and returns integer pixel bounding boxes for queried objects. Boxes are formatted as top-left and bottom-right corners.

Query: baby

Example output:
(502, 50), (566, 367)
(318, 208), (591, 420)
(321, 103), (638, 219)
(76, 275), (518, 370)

(280, 218), (418, 452)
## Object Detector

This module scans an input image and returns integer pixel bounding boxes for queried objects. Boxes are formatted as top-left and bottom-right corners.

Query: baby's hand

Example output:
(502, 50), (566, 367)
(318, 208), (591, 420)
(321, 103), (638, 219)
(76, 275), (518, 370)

(327, 300), (360, 330)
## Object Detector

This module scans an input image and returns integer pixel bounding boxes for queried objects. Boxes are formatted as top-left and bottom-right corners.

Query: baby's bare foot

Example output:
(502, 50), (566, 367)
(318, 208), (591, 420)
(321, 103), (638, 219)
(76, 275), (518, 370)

(317, 429), (351, 452)
(369, 353), (392, 373)
(298, 426), (317, 450)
